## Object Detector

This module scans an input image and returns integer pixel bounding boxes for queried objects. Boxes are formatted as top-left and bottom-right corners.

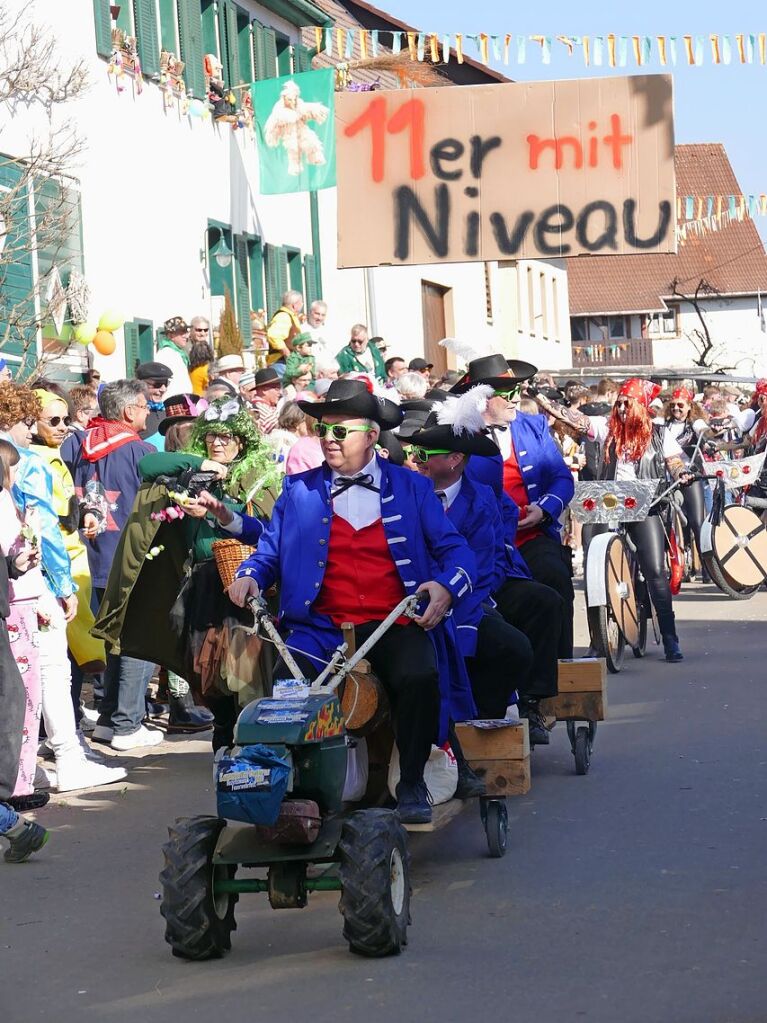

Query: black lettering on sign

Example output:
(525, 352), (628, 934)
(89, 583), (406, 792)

(469, 135), (502, 178)
(430, 139), (464, 181)
(533, 204), (575, 256)
(624, 199), (672, 249)
(465, 210), (480, 257)
(490, 210), (535, 255)
(575, 201), (618, 252)
(394, 184), (450, 261)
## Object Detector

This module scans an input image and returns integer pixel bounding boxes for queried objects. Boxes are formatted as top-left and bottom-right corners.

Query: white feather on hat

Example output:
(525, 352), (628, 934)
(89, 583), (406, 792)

(439, 337), (495, 363)
(435, 385), (493, 436)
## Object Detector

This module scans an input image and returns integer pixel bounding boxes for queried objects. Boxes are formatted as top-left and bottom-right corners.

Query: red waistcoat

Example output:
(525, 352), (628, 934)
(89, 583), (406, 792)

(314, 515), (407, 626)
(502, 442), (542, 547)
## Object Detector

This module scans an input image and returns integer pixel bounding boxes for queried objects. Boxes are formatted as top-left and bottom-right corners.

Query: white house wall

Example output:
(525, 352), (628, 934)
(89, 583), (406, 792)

(3, 0), (574, 379)
(654, 297), (767, 375)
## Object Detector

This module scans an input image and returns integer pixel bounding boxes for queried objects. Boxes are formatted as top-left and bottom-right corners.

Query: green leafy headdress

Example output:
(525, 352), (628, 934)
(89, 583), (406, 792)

(187, 397), (281, 502)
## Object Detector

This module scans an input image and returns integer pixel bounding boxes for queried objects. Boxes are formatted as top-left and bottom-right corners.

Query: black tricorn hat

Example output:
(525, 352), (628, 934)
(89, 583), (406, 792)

(398, 408), (431, 440)
(297, 378), (402, 429)
(378, 430), (405, 465)
(408, 412), (498, 456)
(450, 354), (537, 395)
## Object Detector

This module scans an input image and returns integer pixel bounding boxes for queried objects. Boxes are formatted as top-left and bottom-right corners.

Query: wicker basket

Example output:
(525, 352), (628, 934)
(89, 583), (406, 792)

(212, 539), (256, 589)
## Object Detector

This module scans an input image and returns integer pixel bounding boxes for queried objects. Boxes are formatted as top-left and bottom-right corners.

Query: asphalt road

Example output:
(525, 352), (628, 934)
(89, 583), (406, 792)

(3, 581), (766, 1023)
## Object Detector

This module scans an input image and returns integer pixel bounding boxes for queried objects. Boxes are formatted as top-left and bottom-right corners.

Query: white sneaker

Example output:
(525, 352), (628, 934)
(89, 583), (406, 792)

(55, 756), (128, 792)
(34, 764), (56, 789)
(91, 724), (114, 743)
(111, 726), (164, 751)
(45, 734), (109, 764)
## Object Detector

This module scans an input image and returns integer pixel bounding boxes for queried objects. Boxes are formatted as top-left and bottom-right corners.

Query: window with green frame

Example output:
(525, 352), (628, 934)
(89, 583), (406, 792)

(207, 221), (234, 296)
(284, 246), (303, 295)
(124, 319), (155, 375)
(252, 20), (278, 80)
(248, 237), (265, 314)
(201, 0), (218, 58)
(275, 31), (291, 75)
(264, 244), (288, 318)
(157, 0), (178, 52)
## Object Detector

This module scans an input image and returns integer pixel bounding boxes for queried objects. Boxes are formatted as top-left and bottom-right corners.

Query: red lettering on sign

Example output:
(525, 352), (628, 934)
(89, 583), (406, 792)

(527, 114), (634, 172)
(344, 97), (426, 183)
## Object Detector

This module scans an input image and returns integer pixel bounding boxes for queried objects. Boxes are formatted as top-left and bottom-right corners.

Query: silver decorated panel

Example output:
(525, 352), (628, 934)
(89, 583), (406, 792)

(571, 480), (661, 524)
(702, 453), (766, 491)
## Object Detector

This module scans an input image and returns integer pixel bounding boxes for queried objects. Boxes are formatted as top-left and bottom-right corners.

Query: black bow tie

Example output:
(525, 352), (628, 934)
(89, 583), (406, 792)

(484, 424), (506, 444)
(331, 473), (379, 498)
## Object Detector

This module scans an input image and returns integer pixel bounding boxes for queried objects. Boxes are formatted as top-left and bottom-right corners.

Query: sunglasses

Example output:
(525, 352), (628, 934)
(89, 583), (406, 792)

(670, 402), (687, 409)
(405, 446), (451, 464)
(147, 380), (169, 389)
(312, 422), (373, 441)
(41, 415), (71, 427)
(349, 339), (366, 345)
(493, 385), (523, 400)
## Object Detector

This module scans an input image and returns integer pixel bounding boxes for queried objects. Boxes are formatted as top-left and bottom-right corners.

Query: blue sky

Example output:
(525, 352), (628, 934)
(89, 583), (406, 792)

(379, 0), (767, 240)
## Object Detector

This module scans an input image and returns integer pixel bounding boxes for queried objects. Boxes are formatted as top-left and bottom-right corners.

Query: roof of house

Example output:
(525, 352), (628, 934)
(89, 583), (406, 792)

(567, 143), (767, 317)
(303, 0), (510, 88)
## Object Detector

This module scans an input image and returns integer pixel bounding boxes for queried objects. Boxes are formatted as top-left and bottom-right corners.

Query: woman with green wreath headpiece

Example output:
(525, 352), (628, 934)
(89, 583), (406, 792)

(93, 397), (282, 750)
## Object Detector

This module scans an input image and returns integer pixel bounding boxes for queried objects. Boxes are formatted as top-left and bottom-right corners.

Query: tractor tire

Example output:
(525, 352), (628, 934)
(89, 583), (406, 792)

(160, 815), (237, 961)
(338, 809), (411, 957)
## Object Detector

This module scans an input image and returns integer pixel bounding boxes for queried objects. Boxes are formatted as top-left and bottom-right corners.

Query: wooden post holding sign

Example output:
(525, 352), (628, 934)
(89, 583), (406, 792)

(455, 719), (531, 797)
(335, 74), (676, 268)
(540, 658), (608, 722)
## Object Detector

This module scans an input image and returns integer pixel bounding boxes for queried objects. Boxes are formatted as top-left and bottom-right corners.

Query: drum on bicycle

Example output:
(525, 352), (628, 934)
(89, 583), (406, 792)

(573, 480), (660, 674)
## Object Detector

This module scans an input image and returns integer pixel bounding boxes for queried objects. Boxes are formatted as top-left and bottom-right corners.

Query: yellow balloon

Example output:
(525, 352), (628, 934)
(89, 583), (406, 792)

(98, 309), (125, 332)
(73, 321), (98, 345)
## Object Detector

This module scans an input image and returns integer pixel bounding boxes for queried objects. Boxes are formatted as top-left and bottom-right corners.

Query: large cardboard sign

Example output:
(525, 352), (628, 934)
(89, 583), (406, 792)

(335, 74), (676, 268)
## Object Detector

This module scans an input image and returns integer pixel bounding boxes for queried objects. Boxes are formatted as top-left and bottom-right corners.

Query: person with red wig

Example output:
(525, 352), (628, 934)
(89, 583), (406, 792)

(536, 378), (692, 662)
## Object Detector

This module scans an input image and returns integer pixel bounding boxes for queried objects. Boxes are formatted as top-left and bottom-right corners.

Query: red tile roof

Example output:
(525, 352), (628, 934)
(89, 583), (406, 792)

(567, 143), (767, 316)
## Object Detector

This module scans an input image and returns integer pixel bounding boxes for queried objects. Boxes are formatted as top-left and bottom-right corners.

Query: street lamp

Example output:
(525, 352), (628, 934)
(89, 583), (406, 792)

(201, 227), (233, 270)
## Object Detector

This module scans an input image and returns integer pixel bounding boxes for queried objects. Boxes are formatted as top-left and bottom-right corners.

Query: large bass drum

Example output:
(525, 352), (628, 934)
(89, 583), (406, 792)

(700, 505), (767, 600)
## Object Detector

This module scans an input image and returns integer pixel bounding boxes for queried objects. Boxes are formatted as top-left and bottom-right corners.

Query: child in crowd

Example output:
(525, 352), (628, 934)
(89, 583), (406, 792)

(283, 332), (316, 385)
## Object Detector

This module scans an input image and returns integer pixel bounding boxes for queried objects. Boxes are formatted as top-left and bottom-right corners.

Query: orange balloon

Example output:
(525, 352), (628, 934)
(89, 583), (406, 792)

(93, 329), (116, 356)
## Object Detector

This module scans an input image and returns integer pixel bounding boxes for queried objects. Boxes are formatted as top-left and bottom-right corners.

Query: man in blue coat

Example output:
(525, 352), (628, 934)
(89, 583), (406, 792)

(229, 380), (476, 824)
(453, 356), (575, 658)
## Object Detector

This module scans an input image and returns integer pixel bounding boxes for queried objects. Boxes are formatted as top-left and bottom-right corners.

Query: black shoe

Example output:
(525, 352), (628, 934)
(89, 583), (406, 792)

(8, 792), (50, 812)
(167, 692), (215, 733)
(395, 780), (432, 824)
(519, 703), (550, 745)
(662, 634), (684, 662)
(454, 762), (486, 799)
(145, 698), (168, 719)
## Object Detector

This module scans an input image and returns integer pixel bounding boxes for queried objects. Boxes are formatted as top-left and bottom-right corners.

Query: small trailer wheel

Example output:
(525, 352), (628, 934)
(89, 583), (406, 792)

(574, 727), (591, 776)
(483, 799), (508, 858)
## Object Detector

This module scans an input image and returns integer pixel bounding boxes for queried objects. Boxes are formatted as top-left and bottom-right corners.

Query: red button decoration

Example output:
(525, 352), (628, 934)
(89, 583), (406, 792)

(715, 469), (724, 478)
(582, 498), (596, 511)
(743, 464), (752, 474)
(624, 496), (637, 509)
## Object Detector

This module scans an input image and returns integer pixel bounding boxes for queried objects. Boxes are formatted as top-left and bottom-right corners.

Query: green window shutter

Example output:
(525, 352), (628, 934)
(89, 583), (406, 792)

(303, 253), (319, 307)
(293, 44), (312, 72)
(264, 243), (288, 318)
(200, 0), (217, 57)
(253, 24), (277, 80)
(276, 32), (291, 76)
(133, 0), (161, 76)
(237, 9), (253, 84)
(124, 322), (140, 376)
(248, 238), (265, 313)
(0, 162), (35, 362)
(285, 247), (303, 294)
(158, 0), (178, 52)
(208, 223), (234, 297)
(234, 235), (251, 343)
(218, 0), (240, 88)
(176, 0), (205, 97)
(92, 0), (112, 58)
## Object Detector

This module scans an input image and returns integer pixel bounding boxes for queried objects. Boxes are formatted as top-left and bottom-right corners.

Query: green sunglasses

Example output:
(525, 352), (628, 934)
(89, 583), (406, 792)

(404, 445), (451, 464)
(312, 422), (374, 441)
(493, 384), (523, 400)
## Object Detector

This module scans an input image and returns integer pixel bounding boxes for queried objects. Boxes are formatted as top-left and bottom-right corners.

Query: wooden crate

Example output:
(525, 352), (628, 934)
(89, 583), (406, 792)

(455, 720), (531, 797)
(539, 658), (608, 722)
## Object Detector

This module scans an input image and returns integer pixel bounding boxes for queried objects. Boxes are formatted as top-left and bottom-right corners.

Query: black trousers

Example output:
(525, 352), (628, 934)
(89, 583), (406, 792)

(0, 621), (25, 803)
(466, 610), (532, 718)
(585, 514), (675, 635)
(493, 576), (564, 699)
(275, 622), (440, 786)
(519, 535), (574, 658)
(681, 480), (706, 560)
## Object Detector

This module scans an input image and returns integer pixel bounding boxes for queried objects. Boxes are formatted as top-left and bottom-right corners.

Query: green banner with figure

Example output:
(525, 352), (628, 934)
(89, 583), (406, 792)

(252, 69), (336, 194)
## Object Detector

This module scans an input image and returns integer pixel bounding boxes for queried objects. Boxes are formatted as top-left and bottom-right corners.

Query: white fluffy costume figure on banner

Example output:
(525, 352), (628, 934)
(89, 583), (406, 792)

(264, 80), (328, 176)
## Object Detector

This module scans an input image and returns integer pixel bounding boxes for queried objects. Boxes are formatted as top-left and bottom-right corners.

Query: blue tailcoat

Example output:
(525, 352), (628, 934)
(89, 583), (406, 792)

(446, 475), (505, 657)
(237, 457), (478, 739)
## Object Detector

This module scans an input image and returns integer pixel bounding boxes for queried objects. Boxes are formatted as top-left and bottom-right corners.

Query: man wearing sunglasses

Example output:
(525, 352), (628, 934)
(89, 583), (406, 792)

(135, 362), (172, 441)
(228, 379), (477, 824)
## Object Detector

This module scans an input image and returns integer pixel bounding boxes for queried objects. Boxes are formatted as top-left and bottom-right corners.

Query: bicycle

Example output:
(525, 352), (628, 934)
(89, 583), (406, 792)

(573, 479), (660, 674)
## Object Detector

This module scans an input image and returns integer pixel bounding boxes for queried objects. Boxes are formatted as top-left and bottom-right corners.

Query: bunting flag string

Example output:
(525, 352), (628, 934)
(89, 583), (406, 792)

(312, 29), (767, 67)
(675, 193), (767, 245)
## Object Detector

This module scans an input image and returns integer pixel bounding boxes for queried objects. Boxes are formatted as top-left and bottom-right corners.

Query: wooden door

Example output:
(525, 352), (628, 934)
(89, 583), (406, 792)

(421, 281), (448, 376)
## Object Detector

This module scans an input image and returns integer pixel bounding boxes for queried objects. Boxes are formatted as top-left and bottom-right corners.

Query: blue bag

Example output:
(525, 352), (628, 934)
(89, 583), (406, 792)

(216, 744), (291, 826)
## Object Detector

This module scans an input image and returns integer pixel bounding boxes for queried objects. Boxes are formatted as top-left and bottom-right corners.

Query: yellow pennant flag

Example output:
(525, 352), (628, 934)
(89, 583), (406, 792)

(632, 35), (641, 65)
(582, 35), (590, 66)
(676, 197), (682, 220)
(479, 32), (489, 64)
(557, 35), (575, 56)
(683, 35), (695, 64)
(455, 33), (464, 63)
(716, 195), (723, 218)
(430, 33), (439, 62)
(760, 194), (767, 215)
(314, 27), (323, 52)
(607, 33), (616, 66)
(359, 29), (368, 58)
(657, 36), (667, 65)
(696, 197), (704, 219)
(736, 33), (746, 62)
(710, 35), (721, 64)
(759, 33), (766, 64)
(407, 31), (417, 60)
(336, 27), (345, 57)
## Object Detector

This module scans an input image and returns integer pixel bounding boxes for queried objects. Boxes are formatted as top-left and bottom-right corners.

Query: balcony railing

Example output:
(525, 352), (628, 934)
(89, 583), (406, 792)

(571, 338), (654, 368)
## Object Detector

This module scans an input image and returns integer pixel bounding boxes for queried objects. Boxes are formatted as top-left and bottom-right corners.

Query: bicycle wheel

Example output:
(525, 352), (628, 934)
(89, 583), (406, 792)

(587, 604), (625, 673)
(703, 552), (761, 600)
